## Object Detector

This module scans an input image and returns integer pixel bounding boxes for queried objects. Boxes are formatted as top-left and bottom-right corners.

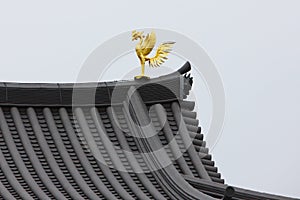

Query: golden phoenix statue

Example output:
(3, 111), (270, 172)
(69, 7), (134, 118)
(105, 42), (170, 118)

(132, 30), (175, 79)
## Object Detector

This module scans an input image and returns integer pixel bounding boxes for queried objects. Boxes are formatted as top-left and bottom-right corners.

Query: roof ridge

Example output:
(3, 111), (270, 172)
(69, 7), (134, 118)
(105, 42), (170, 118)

(0, 62), (192, 106)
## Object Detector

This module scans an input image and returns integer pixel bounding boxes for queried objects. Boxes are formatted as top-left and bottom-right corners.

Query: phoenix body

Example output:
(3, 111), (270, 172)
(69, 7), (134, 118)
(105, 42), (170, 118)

(132, 30), (175, 79)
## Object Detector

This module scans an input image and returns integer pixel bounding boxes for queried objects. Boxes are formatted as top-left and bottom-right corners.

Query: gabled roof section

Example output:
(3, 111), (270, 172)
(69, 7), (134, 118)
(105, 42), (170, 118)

(0, 62), (297, 200)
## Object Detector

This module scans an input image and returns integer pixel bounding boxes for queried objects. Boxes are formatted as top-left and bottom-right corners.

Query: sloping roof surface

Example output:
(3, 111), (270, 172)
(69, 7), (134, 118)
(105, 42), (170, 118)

(0, 62), (297, 200)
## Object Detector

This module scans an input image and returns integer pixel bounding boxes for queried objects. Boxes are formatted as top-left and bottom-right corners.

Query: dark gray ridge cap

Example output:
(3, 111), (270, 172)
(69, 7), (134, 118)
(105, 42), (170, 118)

(184, 175), (299, 200)
(0, 62), (192, 106)
(121, 86), (215, 200)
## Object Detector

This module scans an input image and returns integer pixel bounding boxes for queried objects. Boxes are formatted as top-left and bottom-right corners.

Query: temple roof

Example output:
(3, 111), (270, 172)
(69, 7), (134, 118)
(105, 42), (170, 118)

(0, 62), (296, 199)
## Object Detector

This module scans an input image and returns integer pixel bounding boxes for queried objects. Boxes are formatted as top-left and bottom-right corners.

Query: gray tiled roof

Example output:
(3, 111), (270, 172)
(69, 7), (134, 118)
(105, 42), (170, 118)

(0, 62), (297, 200)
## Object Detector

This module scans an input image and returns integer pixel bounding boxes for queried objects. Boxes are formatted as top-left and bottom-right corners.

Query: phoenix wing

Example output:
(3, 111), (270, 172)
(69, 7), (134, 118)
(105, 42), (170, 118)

(141, 31), (156, 56)
(149, 42), (175, 67)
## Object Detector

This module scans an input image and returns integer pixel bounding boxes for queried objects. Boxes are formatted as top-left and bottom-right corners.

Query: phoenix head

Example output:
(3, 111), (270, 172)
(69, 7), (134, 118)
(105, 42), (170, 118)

(132, 30), (144, 41)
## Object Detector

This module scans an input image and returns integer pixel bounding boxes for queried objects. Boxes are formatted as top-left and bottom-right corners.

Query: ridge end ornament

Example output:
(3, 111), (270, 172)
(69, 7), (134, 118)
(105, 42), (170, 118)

(132, 30), (175, 80)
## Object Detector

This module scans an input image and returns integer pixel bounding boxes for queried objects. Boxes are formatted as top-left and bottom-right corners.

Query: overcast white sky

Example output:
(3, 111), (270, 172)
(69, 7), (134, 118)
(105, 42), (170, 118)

(0, 0), (299, 198)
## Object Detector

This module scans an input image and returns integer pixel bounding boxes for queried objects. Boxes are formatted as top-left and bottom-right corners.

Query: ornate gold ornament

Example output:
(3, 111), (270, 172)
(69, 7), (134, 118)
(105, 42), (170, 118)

(132, 30), (175, 79)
